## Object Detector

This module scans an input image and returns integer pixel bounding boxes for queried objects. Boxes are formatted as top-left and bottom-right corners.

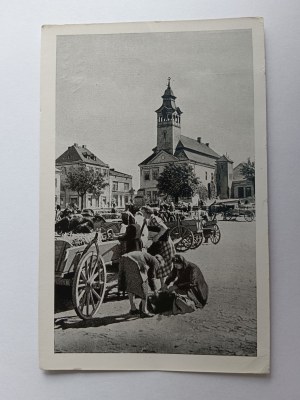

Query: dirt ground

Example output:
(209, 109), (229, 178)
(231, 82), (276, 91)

(54, 220), (257, 356)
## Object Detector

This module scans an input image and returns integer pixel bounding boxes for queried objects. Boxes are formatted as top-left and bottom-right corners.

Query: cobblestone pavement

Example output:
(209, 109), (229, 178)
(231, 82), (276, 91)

(54, 219), (257, 355)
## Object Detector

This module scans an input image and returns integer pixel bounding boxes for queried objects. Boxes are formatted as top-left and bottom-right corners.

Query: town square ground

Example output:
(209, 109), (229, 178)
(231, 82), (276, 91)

(54, 219), (256, 356)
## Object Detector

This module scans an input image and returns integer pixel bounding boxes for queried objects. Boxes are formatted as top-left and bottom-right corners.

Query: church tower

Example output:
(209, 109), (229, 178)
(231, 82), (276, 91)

(155, 78), (182, 154)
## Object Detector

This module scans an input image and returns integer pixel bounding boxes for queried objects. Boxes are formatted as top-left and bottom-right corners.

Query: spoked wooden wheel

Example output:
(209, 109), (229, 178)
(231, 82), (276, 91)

(72, 249), (107, 320)
(190, 232), (203, 249)
(244, 211), (255, 222)
(170, 226), (194, 252)
(210, 225), (221, 244)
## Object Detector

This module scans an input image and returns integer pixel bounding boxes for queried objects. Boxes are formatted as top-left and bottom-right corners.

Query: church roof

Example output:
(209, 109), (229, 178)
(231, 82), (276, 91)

(139, 150), (179, 166)
(139, 135), (220, 167)
(176, 135), (220, 159)
(56, 144), (109, 167)
(175, 149), (217, 167)
(139, 152), (158, 166)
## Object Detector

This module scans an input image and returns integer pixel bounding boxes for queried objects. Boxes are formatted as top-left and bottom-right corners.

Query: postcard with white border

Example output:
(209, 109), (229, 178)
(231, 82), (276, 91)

(40, 18), (269, 373)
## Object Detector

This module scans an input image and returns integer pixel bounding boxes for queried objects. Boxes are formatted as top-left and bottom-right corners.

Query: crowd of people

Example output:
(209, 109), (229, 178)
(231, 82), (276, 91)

(117, 204), (208, 318)
(55, 201), (209, 318)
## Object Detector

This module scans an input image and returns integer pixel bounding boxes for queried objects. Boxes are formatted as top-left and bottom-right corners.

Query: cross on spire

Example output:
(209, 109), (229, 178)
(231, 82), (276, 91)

(167, 77), (171, 88)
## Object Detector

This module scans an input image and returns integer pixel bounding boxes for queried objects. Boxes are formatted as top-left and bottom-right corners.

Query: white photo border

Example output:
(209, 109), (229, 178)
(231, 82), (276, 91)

(39, 17), (269, 373)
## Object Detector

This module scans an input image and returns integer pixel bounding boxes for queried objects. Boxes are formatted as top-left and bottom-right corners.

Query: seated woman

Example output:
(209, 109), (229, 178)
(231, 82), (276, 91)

(165, 254), (208, 309)
(118, 251), (165, 318)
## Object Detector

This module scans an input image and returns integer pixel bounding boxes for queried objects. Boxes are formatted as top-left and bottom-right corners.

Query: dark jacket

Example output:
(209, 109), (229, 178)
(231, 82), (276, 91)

(119, 223), (143, 253)
(165, 262), (208, 307)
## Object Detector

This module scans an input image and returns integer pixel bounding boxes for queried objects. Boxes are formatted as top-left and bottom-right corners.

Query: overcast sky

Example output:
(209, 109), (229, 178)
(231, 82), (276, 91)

(56, 29), (254, 189)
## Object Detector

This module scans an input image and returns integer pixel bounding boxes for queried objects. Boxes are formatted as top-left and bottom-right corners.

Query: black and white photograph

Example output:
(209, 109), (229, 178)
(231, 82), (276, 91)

(40, 18), (269, 372)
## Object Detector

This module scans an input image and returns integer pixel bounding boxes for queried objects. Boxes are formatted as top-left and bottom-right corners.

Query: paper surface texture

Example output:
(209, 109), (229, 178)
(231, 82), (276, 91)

(40, 18), (269, 373)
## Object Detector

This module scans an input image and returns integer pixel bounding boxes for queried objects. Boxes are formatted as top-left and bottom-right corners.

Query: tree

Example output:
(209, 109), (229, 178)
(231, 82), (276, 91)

(241, 158), (255, 194)
(156, 163), (200, 203)
(65, 166), (108, 209)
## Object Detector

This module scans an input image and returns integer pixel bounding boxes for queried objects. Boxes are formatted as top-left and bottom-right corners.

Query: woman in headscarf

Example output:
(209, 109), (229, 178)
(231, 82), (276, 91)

(165, 254), (208, 309)
(118, 212), (143, 253)
(141, 206), (175, 290)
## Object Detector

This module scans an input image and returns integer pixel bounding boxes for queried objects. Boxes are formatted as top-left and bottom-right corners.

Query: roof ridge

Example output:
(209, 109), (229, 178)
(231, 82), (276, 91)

(177, 135), (220, 158)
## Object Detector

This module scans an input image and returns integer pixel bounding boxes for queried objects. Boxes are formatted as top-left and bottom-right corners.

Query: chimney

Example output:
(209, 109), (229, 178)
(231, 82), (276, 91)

(206, 143), (209, 147)
(197, 137), (201, 143)
(82, 145), (86, 148)
(74, 143), (78, 147)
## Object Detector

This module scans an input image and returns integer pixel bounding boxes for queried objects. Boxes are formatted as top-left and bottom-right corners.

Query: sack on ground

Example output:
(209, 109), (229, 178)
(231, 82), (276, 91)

(147, 292), (175, 314)
(172, 294), (196, 315)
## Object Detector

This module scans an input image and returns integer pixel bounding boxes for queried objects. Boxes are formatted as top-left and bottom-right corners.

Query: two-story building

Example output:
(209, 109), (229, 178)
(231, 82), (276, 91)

(56, 143), (133, 210)
(56, 143), (110, 209)
(232, 162), (255, 199)
(109, 169), (133, 208)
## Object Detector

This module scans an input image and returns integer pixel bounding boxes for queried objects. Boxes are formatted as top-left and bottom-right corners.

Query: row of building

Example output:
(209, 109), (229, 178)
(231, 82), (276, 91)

(55, 143), (133, 210)
(55, 79), (254, 210)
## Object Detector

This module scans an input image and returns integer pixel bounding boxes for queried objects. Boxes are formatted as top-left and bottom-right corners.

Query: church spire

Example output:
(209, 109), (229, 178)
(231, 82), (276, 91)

(156, 78), (182, 115)
(155, 79), (182, 154)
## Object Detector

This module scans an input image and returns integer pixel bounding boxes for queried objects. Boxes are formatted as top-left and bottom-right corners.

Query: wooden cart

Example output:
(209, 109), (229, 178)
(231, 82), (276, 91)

(166, 215), (221, 251)
(55, 232), (122, 320)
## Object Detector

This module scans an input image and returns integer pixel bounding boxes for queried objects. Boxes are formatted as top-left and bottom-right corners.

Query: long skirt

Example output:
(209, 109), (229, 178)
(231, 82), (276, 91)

(118, 255), (148, 299)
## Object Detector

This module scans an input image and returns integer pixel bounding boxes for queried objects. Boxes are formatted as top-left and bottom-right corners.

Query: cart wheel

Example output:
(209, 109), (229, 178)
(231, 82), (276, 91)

(190, 232), (203, 249)
(170, 226), (194, 252)
(72, 249), (107, 320)
(210, 225), (221, 244)
(244, 211), (254, 222)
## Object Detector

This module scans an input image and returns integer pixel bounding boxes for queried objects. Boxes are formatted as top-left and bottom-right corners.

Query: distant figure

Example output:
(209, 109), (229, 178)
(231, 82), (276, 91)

(111, 203), (116, 213)
(198, 199), (204, 209)
(55, 204), (61, 221)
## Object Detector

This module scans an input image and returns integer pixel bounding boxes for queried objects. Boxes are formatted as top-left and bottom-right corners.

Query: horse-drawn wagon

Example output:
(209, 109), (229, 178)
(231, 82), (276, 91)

(208, 199), (255, 222)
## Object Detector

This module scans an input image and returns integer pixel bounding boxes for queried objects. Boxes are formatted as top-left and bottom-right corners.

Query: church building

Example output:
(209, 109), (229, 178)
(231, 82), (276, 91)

(137, 79), (233, 203)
